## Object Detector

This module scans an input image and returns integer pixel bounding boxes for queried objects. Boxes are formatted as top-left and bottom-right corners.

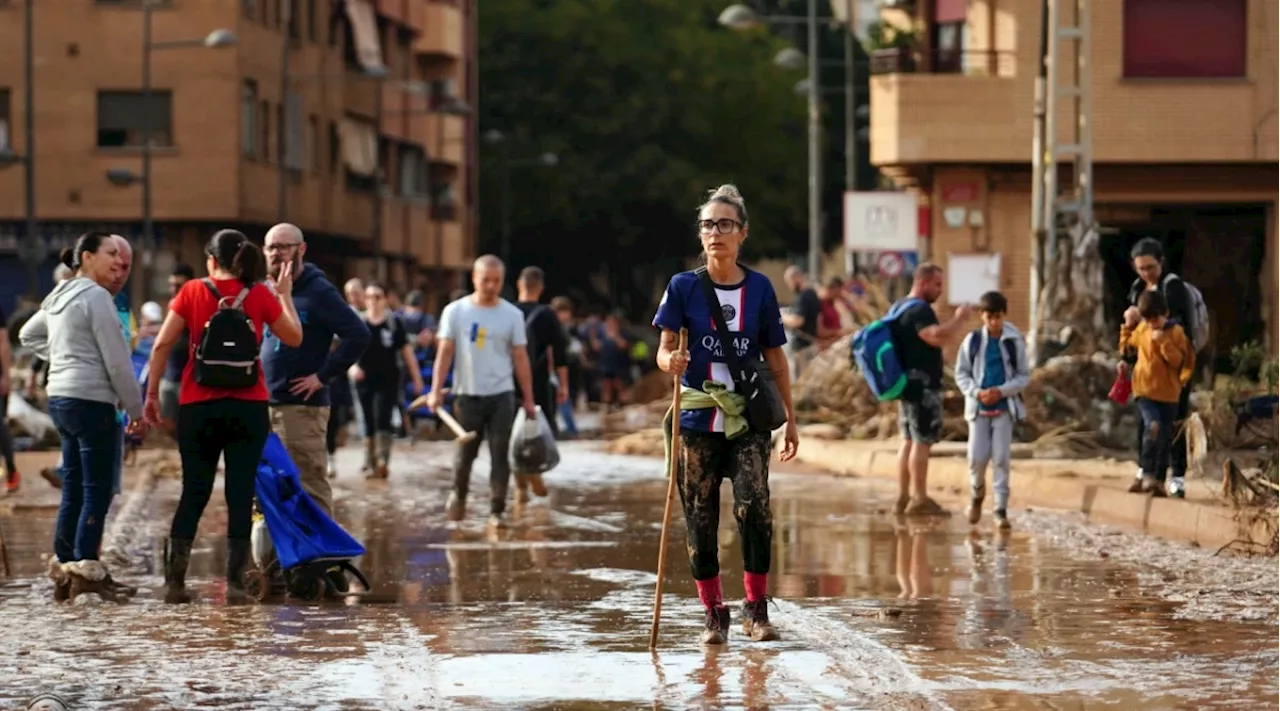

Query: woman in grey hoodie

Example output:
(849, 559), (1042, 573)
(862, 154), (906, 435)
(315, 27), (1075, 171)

(20, 232), (144, 602)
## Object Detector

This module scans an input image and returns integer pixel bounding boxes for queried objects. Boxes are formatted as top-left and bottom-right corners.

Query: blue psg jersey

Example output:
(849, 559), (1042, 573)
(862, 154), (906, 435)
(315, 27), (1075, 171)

(652, 268), (787, 433)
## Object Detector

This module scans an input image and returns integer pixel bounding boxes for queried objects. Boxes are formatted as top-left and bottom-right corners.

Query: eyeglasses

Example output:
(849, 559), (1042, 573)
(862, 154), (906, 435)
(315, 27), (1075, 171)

(264, 242), (303, 253)
(697, 218), (743, 235)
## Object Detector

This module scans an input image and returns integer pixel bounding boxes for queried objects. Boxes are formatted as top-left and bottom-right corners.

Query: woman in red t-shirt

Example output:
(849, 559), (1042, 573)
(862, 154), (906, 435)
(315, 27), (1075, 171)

(143, 229), (303, 603)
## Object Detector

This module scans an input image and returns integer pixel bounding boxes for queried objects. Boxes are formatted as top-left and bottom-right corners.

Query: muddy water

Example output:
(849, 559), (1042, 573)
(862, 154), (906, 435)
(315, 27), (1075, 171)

(0, 441), (1275, 710)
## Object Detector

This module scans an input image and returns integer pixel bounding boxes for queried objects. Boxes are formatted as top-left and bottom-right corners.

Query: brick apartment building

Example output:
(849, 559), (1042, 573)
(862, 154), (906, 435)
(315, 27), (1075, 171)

(0, 0), (476, 314)
(869, 0), (1278, 364)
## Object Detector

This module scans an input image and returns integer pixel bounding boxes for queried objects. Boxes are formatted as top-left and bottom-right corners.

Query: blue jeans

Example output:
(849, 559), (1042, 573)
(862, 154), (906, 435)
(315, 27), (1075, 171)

(49, 397), (120, 562)
(557, 401), (579, 436)
(1136, 397), (1178, 483)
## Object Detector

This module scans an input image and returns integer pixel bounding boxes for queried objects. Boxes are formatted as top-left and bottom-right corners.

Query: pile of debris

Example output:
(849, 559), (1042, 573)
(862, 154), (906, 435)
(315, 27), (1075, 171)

(791, 334), (1136, 452)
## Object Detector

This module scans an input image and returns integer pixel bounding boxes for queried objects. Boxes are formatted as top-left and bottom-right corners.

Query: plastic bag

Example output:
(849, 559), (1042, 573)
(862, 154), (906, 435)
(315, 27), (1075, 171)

(1107, 372), (1132, 405)
(508, 406), (560, 474)
(8, 391), (53, 443)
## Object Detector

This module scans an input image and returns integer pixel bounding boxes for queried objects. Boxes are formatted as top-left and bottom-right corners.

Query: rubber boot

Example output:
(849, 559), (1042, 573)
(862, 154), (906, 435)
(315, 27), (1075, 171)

(226, 538), (251, 603)
(164, 537), (194, 604)
(362, 437), (378, 478)
(376, 433), (393, 479)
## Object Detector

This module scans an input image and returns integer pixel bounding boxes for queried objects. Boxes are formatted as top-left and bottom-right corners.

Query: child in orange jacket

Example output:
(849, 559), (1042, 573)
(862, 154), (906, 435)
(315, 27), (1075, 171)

(1119, 290), (1195, 496)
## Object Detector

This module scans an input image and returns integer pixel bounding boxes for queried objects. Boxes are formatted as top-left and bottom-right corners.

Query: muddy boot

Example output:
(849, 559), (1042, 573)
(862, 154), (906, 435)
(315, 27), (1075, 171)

(446, 491), (465, 522)
(1127, 468), (1145, 494)
(966, 491), (984, 525)
(994, 509), (1011, 530)
(226, 539), (251, 603)
(1139, 476), (1166, 497)
(376, 433), (393, 479)
(102, 573), (138, 598)
(893, 493), (910, 515)
(47, 556), (71, 603)
(741, 599), (780, 642)
(905, 496), (949, 517)
(164, 537), (194, 604)
(361, 437), (378, 478)
(700, 605), (730, 646)
(63, 560), (125, 604)
(514, 475), (530, 505)
(525, 473), (548, 498)
(41, 467), (62, 490)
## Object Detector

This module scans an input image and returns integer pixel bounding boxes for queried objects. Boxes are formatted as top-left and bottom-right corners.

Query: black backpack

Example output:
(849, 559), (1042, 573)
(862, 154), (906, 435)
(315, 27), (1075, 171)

(193, 279), (261, 389)
(967, 329), (1018, 373)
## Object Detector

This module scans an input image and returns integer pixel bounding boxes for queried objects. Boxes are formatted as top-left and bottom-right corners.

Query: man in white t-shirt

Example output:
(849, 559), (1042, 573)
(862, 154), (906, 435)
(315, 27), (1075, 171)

(426, 255), (536, 528)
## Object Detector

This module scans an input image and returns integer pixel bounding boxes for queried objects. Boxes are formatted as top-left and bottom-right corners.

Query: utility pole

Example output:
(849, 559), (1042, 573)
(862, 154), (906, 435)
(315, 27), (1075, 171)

(22, 0), (38, 297)
(842, 0), (858, 277)
(805, 0), (822, 280)
(1028, 0), (1049, 364)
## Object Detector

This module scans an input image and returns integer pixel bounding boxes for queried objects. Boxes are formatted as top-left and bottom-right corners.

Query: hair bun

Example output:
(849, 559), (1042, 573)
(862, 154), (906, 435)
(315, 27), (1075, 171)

(708, 183), (744, 203)
(58, 247), (75, 270)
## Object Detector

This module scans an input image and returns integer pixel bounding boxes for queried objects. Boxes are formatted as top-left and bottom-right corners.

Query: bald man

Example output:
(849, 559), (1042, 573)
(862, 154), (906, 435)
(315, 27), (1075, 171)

(261, 223), (369, 515)
(344, 278), (366, 314)
(426, 255), (536, 529)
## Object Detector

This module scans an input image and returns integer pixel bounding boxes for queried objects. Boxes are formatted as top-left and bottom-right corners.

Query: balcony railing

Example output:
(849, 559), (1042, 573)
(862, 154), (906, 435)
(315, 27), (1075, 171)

(870, 48), (1018, 78)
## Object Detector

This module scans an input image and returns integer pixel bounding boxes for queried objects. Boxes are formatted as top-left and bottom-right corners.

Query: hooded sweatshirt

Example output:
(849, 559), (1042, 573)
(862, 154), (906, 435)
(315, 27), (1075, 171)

(261, 263), (370, 407)
(19, 277), (144, 420)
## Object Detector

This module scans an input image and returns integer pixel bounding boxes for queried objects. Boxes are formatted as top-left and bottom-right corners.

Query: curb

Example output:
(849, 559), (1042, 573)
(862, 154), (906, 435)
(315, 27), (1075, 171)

(789, 439), (1276, 551)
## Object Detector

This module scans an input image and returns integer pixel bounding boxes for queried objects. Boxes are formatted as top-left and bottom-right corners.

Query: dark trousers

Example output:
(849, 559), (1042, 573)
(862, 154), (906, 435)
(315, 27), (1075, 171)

(48, 397), (118, 562)
(677, 429), (774, 581)
(171, 399), (270, 541)
(532, 374), (557, 437)
(1137, 397), (1179, 483)
(356, 378), (399, 437)
(0, 388), (17, 474)
(452, 392), (516, 515)
(325, 403), (350, 455)
(1134, 384), (1190, 481)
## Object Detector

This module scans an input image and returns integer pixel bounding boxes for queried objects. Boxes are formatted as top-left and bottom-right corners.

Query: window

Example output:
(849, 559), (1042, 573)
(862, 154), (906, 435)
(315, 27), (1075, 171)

(260, 99), (271, 161)
(1124, 0), (1246, 78)
(242, 0), (257, 20)
(398, 144), (427, 197)
(241, 80), (258, 157)
(288, 0), (301, 39)
(328, 0), (342, 47)
(0, 89), (10, 154)
(96, 91), (173, 148)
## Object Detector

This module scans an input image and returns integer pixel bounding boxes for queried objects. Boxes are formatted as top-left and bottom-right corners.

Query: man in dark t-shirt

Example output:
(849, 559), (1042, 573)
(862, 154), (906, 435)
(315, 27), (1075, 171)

(513, 266), (569, 503)
(159, 264), (194, 428)
(782, 266), (823, 380)
(890, 263), (972, 516)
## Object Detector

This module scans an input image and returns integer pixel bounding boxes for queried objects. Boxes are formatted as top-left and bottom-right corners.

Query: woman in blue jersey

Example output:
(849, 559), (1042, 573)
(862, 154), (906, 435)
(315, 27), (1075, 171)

(653, 184), (800, 646)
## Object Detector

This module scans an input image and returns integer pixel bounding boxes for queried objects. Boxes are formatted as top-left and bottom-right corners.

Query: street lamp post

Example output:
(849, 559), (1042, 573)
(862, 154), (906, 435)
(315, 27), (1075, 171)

(109, 3), (235, 299)
(0, 0), (42, 297)
(483, 129), (558, 269)
(719, 1), (823, 280)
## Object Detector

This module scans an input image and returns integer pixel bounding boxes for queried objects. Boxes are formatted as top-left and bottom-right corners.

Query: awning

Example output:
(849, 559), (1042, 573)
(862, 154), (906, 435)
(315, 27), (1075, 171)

(344, 0), (386, 73)
(339, 118), (378, 176)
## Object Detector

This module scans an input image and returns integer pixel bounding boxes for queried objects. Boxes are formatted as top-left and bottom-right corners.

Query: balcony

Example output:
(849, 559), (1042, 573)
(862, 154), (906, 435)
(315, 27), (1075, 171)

(414, 2), (463, 59)
(869, 48), (1026, 166)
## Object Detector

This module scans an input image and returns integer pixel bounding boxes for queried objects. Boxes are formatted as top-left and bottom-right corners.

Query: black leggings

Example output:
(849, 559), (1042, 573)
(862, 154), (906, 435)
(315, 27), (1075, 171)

(171, 399), (270, 541)
(677, 429), (774, 581)
(357, 379), (399, 437)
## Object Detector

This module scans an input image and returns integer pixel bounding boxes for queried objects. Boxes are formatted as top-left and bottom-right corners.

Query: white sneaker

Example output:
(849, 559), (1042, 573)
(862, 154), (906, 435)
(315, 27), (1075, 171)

(1168, 477), (1186, 498)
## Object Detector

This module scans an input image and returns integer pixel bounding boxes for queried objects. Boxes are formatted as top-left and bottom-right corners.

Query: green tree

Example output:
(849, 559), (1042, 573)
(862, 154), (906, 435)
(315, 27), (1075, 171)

(479, 0), (808, 315)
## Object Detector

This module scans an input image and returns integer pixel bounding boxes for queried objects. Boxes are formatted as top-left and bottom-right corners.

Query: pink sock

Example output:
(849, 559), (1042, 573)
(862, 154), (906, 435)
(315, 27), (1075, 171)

(695, 576), (723, 609)
(744, 572), (768, 602)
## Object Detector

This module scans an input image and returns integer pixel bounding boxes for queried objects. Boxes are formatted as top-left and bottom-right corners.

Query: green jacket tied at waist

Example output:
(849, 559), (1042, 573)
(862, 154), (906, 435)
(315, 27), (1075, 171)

(662, 381), (748, 478)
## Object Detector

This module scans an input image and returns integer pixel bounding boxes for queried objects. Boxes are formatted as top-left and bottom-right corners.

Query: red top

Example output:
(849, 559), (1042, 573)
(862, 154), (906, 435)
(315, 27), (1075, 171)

(168, 277), (283, 405)
(820, 300), (841, 332)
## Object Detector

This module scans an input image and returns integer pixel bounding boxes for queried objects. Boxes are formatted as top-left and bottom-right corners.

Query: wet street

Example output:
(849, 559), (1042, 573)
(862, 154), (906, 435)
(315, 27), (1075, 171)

(1, 440), (1276, 710)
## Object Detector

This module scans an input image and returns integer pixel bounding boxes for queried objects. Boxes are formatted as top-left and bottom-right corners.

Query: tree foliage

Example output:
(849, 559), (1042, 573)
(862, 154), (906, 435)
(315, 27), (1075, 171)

(478, 0), (809, 314)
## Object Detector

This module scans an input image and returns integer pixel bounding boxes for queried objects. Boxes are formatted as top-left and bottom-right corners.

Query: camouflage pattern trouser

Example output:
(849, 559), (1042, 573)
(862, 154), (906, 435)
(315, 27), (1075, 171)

(676, 429), (774, 581)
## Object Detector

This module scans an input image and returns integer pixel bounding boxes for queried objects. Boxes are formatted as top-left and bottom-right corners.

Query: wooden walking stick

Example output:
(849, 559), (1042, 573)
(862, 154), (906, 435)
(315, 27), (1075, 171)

(649, 327), (687, 650)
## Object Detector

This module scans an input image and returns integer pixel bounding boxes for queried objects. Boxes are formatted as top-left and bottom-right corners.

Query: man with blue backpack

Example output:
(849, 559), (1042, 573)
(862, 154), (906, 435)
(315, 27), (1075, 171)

(851, 263), (971, 515)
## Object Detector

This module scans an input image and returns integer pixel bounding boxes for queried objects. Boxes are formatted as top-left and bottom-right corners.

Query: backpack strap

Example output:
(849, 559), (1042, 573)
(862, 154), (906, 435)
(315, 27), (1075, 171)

(201, 278), (222, 302)
(966, 328), (982, 364)
(967, 329), (1019, 373)
(230, 286), (251, 310)
(1003, 338), (1018, 372)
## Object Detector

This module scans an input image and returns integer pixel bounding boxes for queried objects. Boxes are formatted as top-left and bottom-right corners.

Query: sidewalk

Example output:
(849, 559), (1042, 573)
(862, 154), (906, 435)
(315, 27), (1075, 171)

(787, 438), (1275, 551)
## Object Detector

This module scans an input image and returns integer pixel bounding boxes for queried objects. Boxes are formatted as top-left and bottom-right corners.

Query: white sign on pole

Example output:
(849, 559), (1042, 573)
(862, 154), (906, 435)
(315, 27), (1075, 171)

(946, 252), (1002, 306)
(843, 191), (919, 252)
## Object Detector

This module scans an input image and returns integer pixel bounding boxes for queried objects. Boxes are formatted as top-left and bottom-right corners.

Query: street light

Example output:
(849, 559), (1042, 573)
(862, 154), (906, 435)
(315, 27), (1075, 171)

(774, 47), (806, 71)
(484, 130), (559, 268)
(721, 0), (822, 281)
(105, 2), (235, 300)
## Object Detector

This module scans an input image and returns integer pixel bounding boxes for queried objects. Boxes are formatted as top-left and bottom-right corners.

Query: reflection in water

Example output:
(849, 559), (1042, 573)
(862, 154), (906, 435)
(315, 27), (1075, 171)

(0, 443), (1275, 710)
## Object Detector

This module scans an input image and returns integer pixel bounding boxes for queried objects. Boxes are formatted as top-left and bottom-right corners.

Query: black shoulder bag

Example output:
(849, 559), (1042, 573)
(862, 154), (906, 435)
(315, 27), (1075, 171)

(695, 266), (789, 433)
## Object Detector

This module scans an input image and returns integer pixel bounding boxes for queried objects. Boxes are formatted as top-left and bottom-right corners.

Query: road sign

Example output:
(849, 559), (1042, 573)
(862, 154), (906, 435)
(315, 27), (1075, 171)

(876, 252), (905, 278)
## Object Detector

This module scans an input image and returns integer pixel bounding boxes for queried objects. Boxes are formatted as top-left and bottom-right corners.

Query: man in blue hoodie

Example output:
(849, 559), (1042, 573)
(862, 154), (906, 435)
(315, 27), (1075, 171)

(262, 224), (370, 517)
